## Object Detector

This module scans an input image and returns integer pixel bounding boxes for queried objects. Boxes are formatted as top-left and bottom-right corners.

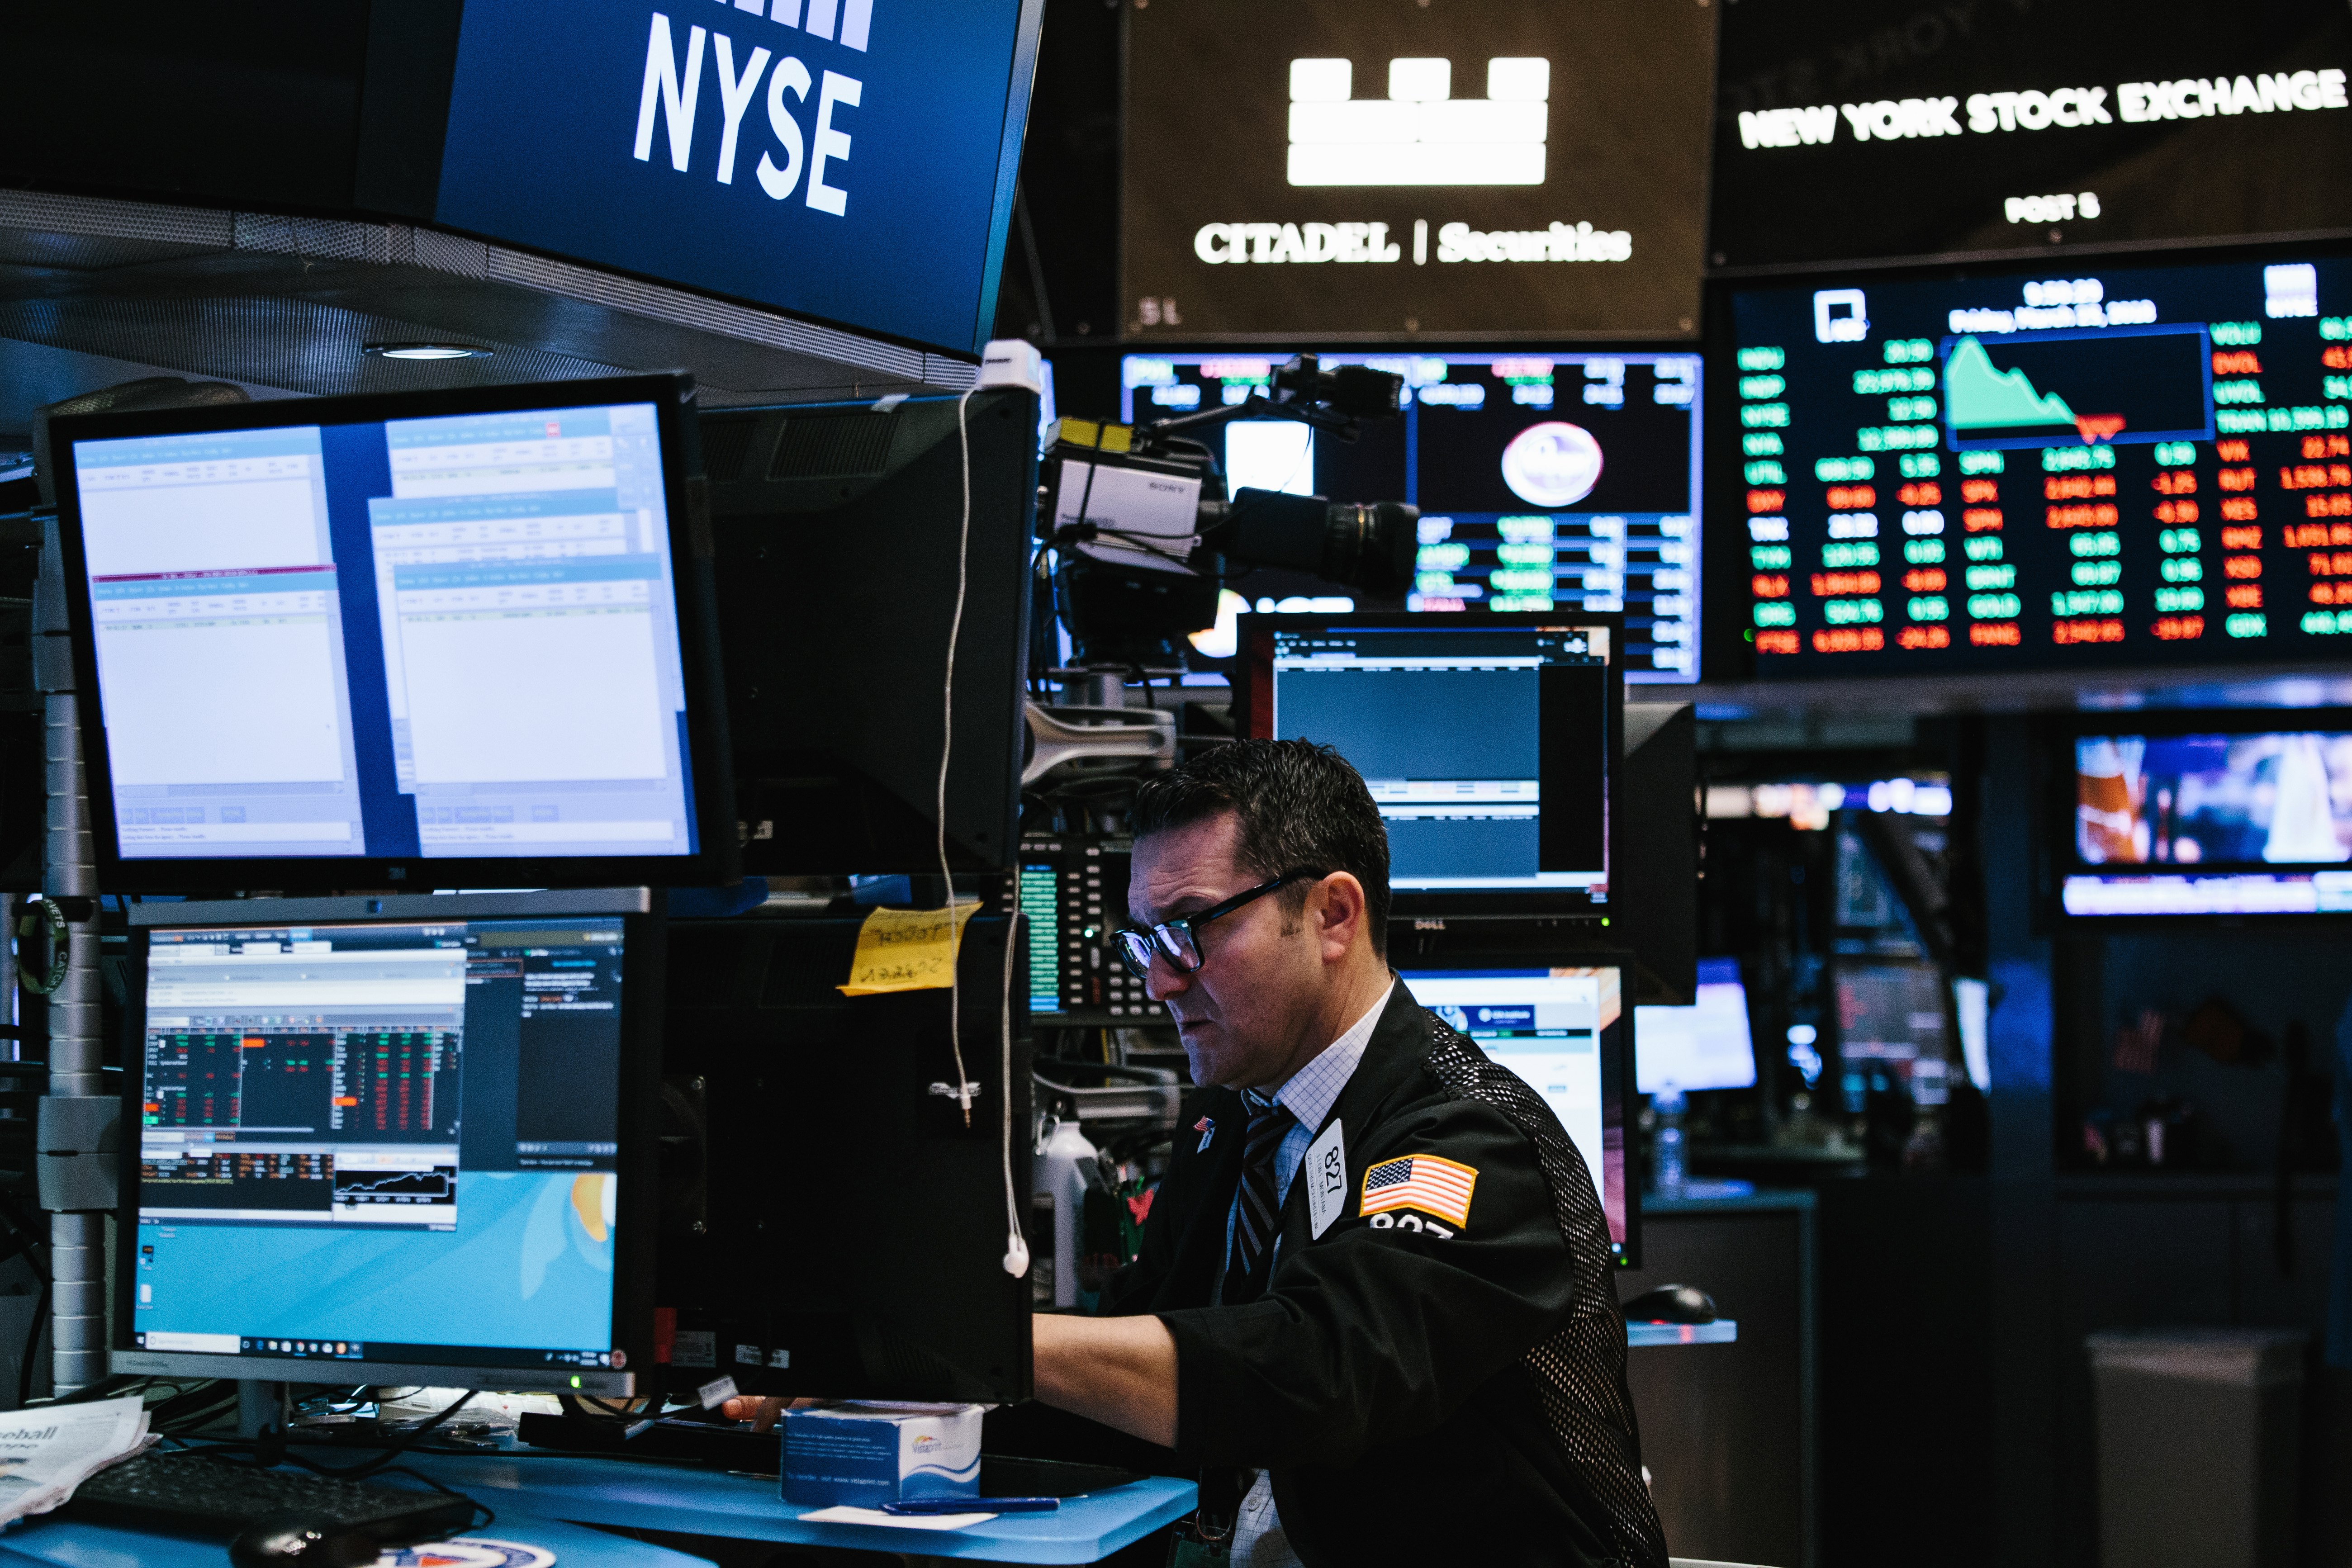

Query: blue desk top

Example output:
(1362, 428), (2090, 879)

(0, 1507), (702, 1568)
(399, 1452), (1197, 1565)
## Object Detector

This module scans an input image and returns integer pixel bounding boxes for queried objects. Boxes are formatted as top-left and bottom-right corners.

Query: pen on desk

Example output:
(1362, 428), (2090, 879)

(880, 1497), (1061, 1515)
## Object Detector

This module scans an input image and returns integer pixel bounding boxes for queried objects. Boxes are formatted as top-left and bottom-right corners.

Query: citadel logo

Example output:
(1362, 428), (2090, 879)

(1287, 56), (1550, 186)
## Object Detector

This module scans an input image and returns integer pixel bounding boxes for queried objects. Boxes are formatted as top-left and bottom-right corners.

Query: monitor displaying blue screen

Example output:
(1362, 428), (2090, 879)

(1634, 957), (1757, 1094)
(131, 914), (626, 1374)
(63, 400), (701, 867)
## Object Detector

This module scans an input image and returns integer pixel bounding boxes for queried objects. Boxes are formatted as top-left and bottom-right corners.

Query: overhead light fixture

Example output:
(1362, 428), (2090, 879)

(363, 342), (493, 361)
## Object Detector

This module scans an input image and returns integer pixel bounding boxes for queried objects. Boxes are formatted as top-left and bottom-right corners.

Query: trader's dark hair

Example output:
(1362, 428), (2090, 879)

(1129, 738), (1391, 957)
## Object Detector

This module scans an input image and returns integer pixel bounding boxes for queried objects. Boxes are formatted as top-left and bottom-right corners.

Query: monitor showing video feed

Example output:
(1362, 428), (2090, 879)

(1401, 964), (1636, 1265)
(2063, 717), (2352, 919)
(1240, 611), (1618, 916)
(1124, 350), (1702, 682)
(47, 375), (734, 893)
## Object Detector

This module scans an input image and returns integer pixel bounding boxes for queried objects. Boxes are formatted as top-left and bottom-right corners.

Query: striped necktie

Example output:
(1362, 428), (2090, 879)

(1222, 1090), (1295, 1305)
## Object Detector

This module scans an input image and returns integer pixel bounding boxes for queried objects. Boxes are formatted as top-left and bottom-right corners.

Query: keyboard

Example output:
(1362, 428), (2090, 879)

(66, 1453), (474, 1542)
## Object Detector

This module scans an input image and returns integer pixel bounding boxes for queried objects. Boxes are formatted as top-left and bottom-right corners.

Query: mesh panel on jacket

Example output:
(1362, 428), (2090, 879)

(1423, 1018), (1670, 1568)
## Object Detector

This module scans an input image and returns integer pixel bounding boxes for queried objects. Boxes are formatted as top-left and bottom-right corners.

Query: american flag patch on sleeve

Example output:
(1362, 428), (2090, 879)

(1359, 1154), (1477, 1228)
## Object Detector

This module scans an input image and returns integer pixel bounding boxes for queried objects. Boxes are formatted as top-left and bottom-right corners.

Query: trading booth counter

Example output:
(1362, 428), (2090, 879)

(396, 1452), (1197, 1564)
(0, 1506), (707, 1568)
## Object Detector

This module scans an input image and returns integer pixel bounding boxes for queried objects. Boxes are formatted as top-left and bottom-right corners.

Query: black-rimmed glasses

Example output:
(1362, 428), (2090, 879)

(1114, 868), (1328, 980)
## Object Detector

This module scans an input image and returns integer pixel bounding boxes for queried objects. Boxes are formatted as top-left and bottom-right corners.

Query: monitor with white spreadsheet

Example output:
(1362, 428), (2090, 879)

(46, 374), (733, 891)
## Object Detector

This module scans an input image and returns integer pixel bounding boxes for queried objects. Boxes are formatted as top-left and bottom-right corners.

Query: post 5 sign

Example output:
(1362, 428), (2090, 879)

(434, 0), (1043, 355)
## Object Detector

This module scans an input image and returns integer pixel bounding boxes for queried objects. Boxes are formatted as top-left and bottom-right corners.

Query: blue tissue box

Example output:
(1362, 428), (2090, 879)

(780, 1401), (984, 1509)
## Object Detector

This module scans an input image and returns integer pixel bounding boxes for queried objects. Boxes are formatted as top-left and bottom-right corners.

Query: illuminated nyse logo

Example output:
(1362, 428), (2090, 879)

(1286, 57), (1549, 185)
(1740, 70), (2347, 149)
(632, 1), (874, 217)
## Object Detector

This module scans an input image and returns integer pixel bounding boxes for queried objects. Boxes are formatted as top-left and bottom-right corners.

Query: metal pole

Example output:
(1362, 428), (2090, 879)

(33, 510), (103, 1394)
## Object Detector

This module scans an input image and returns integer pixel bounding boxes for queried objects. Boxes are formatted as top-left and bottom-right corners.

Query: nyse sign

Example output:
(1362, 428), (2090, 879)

(434, 0), (1039, 354)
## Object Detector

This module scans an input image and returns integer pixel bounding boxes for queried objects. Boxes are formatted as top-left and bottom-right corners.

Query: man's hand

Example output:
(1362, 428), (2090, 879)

(717, 1396), (810, 1431)
(1031, 1314), (1179, 1449)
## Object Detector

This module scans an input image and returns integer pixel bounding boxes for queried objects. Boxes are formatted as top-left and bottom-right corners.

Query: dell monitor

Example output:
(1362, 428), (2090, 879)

(1238, 611), (1621, 920)
(2058, 711), (2352, 920)
(46, 375), (735, 893)
(1635, 957), (1758, 1095)
(697, 388), (1039, 875)
(113, 891), (659, 1396)
(1399, 961), (1637, 1266)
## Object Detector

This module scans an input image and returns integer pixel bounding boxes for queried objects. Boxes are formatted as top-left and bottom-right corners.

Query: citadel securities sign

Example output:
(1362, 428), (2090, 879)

(432, 0), (1044, 355)
(1121, 0), (1714, 340)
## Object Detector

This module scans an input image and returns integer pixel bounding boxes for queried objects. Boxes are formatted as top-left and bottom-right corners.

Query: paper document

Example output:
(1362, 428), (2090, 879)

(838, 901), (982, 995)
(796, 1505), (999, 1530)
(0, 1395), (156, 1524)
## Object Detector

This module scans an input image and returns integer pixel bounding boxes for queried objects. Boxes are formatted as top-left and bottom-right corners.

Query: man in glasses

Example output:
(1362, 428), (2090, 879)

(1029, 739), (1663, 1568)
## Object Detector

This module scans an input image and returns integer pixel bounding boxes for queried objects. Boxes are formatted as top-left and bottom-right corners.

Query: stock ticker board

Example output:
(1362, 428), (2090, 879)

(1733, 255), (2352, 676)
(1712, 0), (2352, 269)
(1123, 350), (1701, 681)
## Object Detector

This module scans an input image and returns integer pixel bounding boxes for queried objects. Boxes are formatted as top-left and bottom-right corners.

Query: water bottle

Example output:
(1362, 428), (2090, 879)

(1033, 1118), (1099, 1309)
(1653, 1085), (1687, 1199)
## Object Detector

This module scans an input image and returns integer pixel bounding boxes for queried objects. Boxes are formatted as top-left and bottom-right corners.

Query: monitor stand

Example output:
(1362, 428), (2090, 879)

(237, 1380), (289, 1440)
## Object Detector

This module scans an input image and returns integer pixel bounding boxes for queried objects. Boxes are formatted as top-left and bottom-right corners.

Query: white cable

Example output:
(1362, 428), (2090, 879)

(940, 384), (979, 1129)
(938, 382), (1027, 1278)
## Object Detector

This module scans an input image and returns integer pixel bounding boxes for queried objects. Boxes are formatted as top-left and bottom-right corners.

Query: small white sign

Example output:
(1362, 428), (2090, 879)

(1304, 1119), (1347, 1239)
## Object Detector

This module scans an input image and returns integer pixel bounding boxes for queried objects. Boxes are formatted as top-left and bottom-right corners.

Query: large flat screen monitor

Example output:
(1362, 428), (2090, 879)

(1124, 351), (1701, 682)
(1726, 251), (2352, 678)
(47, 375), (734, 893)
(1399, 963), (1636, 1266)
(1238, 611), (1619, 919)
(1635, 957), (1757, 1094)
(2059, 712), (2352, 920)
(699, 388), (1038, 874)
(112, 891), (659, 1396)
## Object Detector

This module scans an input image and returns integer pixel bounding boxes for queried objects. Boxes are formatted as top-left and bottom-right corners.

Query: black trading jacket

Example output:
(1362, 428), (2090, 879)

(1100, 984), (1668, 1568)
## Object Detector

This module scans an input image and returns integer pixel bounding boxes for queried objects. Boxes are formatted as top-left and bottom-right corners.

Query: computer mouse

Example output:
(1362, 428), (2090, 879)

(226, 1513), (380, 1568)
(1623, 1283), (1718, 1325)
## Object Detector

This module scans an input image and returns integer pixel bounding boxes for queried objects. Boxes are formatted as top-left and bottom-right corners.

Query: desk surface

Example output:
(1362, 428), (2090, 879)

(400, 1451), (1197, 1565)
(0, 1507), (702, 1568)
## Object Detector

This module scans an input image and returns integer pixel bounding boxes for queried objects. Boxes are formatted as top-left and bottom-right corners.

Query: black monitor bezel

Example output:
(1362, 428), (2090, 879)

(1235, 609), (1626, 921)
(1393, 951), (1641, 1270)
(109, 890), (664, 1396)
(2045, 705), (2352, 928)
(47, 373), (738, 894)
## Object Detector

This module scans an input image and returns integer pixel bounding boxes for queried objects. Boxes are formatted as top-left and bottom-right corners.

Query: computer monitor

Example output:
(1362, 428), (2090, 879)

(2057, 710), (2352, 921)
(1399, 962), (1637, 1267)
(1832, 957), (1950, 1096)
(45, 375), (734, 893)
(1238, 611), (1620, 919)
(1121, 350), (1704, 683)
(654, 914), (1032, 1402)
(1635, 957), (1758, 1095)
(112, 891), (659, 1396)
(698, 388), (1040, 874)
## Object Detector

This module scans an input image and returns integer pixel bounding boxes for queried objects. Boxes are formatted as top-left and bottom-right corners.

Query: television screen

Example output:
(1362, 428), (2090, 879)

(1729, 251), (2352, 677)
(1127, 350), (1701, 681)
(1121, 0), (1714, 338)
(2064, 723), (2352, 917)
(1712, 0), (2352, 271)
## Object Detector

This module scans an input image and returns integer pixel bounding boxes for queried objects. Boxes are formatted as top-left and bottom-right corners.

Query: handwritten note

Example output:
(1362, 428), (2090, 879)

(838, 901), (982, 996)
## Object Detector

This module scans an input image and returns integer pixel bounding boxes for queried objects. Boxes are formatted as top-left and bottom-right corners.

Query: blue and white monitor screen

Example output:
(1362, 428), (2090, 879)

(2066, 728), (2352, 916)
(1403, 966), (1628, 1255)
(69, 403), (697, 862)
(133, 915), (625, 1372)
(1635, 957), (1757, 1094)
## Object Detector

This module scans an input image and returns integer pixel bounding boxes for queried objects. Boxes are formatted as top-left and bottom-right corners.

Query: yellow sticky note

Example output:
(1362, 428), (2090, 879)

(839, 901), (982, 995)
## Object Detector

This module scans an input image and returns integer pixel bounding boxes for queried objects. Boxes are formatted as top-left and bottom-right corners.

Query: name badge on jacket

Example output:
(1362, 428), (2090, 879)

(1304, 1120), (1347, 1239)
